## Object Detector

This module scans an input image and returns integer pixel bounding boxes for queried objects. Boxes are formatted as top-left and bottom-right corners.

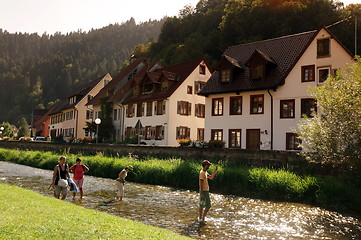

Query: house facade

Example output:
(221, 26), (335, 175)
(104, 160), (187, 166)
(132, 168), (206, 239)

(121, 58), (211, 146)
(199, 27), (354, 150)
(86, 58), (154, 141)
(49, 73), (112, 141)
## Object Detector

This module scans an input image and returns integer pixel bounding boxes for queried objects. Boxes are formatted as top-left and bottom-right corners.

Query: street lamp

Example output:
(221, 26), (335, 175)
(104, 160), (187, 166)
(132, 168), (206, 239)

(95, 118), (101, 144)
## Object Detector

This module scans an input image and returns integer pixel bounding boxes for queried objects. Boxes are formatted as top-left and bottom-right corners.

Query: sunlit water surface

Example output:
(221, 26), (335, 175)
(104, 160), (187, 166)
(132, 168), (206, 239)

(0, 161), (360, 239)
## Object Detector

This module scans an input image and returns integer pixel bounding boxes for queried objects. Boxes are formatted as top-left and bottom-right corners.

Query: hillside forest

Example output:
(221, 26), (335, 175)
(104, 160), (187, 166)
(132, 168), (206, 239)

(0, 0), (360, 126)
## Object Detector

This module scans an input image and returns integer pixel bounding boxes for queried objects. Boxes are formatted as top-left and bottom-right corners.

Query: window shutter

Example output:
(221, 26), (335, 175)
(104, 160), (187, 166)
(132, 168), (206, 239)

(176, 127), (180, 139)
(177, 101), (181, 114)
(187, 128), (191, 138)
(195, 104), (199, 117)
(188, 102), (191, 116)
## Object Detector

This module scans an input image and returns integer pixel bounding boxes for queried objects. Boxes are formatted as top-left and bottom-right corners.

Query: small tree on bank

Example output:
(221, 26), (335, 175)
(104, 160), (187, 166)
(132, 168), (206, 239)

(297, 58), (361, 181)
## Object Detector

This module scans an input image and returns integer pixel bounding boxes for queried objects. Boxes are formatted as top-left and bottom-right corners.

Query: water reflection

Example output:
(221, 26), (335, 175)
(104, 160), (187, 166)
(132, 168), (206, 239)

(0, 161), (360, 239)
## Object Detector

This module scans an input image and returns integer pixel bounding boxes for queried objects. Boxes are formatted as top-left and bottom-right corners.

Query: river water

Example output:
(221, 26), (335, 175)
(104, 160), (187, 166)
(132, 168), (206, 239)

(0, 161), (360, 239)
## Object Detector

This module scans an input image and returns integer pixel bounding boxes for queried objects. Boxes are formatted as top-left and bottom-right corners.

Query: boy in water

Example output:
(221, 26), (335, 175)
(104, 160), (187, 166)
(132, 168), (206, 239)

(199, 160), (218, 222)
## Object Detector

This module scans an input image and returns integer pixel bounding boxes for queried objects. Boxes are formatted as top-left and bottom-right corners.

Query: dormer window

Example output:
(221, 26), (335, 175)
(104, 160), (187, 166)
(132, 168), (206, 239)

(317, 38), (330, 58)
(144, 83), (153, 93)
(161, 80), (168, 91)
(133, 85), (139, 96)
(220, 69), (231, 83)
(251, 64), (265, 80)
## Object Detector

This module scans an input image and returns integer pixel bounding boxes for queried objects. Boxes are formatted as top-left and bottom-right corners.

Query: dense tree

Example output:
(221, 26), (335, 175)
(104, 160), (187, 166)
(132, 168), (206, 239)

(17, 117), (30, 137)
(0, 18), (165, 125)
(297, 59), (361, 181)
(0, 122), (14, 138)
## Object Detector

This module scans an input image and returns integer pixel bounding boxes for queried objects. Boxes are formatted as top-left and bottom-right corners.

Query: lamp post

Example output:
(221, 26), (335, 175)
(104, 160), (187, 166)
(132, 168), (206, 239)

(95, 118), (101, 144)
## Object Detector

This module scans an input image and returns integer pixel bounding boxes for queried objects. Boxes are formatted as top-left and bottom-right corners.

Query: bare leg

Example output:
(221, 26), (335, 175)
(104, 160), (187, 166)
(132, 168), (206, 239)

(199, 207), (204, 221)
(79, 188), (83, 198)
(202, 207), (210, 221)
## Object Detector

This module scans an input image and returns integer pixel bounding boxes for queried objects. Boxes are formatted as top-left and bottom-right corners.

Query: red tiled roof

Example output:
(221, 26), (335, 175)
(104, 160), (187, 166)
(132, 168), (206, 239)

(86, 58), (148, 106)
(199, 28), (323, 95)
(122, 58), (209, 105)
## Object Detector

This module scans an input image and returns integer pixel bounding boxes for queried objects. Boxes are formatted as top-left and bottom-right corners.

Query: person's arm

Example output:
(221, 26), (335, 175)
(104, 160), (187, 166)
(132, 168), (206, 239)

(69, 165), (74, 173)
(208, 166), (218, 180)
(118, 170), (126, 183)
(83, 165), (89, 173)
(66, 165), (70, 179)
(49, 166), (58, 189)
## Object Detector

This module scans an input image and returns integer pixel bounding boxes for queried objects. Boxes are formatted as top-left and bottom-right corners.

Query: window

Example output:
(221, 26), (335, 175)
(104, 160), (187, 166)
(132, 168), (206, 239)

(251, 64), (265, 80)
(113, 109), (118, 121)
(197, 128), (204, 141)
(318, 67), (330, 84)
(155, 100), (165, 115)
(211, 129), (223, 141)
(195, 81), (206, 93)
(136, 103), (144, 117)
(301, 98), (317, 118)
(220, 69), (231, 83)
(155, 125), (164, 140)
(145, 126), (151, 140)
(187, 86), (193, 94)
(250, 95), (264, 114)
(199, 64), (206, 75)
(146, 102), (153, 116)
(144, 83), (153, 93)
(177, 101), (191, 116)
(317, 38), (330, 57)
(229, 129), (241, 148)
(301, 65), (315, 82)
(230, 96), (242, 115)
(280, 99), (295, 118)
(195, 104), (205, 118)
(286, 133), (301, 150)
(133, 85), (140, 96)
(176, 126), (190, 139)
(212, 98), (223, 116)
(161, 80), (168, 91)
(126, 104), (135, 118)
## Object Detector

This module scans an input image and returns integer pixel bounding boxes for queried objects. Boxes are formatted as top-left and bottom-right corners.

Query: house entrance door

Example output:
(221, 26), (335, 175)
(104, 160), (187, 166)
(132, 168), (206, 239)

(246, 129), (260, 150)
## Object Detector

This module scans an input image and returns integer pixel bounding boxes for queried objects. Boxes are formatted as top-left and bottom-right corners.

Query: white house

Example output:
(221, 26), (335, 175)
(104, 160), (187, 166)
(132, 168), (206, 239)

(199, 26), (354, 150)
(121, 58), (212, 146)
(49, 73), (112, 141)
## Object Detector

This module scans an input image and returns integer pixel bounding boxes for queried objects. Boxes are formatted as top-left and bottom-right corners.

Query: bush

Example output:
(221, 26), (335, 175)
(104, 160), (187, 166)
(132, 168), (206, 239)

(207, 140), (225, 148)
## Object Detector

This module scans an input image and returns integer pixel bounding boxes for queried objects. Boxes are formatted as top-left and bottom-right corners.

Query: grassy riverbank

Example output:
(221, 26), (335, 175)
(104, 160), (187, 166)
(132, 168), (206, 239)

(0, 148), (360, 216)
(0, 182), (190, 240)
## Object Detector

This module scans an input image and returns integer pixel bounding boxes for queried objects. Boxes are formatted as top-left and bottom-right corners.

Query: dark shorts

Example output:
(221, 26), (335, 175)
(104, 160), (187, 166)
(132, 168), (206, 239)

(199, 191), (211, 208)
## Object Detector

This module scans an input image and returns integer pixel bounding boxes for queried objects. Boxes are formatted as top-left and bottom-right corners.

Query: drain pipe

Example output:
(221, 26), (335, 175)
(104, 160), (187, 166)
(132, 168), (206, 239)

(267, 89), (274, 150)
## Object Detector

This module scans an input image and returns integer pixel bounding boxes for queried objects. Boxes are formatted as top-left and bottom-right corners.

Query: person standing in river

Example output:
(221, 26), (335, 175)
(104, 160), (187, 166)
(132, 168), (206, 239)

(49, 156), (70, 200)
(116, 165), (133, 201)
(199, 160), (218, 222)
(69, 158), (89, 199)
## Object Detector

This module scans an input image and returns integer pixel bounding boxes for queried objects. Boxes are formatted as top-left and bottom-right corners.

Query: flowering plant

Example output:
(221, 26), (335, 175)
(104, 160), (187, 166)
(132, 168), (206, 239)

(177, 138), (192, 147)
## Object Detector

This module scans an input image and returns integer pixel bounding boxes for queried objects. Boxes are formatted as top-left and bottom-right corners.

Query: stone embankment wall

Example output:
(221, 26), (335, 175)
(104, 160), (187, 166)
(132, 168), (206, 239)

(0, 141), (308, 169)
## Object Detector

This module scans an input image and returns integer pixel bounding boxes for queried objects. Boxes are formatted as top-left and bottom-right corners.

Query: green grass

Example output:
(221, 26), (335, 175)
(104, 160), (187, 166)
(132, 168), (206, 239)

(0, 147), (360, 216)
(0, 182), (191, 240)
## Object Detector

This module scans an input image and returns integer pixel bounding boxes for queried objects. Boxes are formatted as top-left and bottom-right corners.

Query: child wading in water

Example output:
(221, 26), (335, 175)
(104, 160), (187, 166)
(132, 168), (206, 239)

(69, 158), (89, 199)
(116, 165), (133, 201)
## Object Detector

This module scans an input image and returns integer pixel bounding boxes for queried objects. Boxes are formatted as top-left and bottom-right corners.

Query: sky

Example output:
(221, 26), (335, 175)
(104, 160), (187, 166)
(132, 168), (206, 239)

(0, 0), (359, 35)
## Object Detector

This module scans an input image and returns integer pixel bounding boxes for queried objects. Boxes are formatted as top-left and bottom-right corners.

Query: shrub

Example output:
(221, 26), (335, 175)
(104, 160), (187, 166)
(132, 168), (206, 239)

(207, 140), (225, 148)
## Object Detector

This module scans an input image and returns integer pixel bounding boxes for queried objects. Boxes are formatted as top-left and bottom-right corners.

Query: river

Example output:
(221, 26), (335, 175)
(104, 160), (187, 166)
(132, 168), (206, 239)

(0, 161), (360, 239)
